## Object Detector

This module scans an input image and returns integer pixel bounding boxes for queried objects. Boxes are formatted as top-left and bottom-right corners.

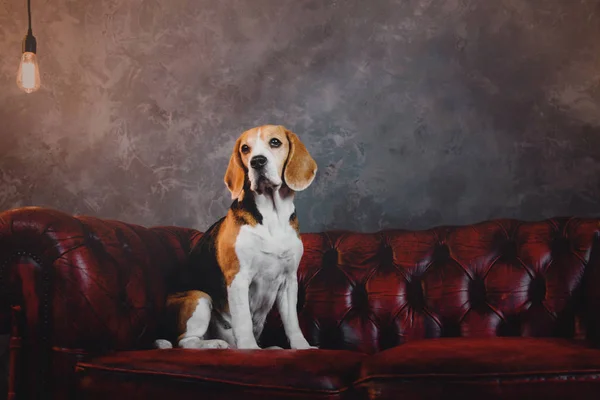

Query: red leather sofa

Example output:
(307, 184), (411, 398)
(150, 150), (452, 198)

(1, 206), (600, 400)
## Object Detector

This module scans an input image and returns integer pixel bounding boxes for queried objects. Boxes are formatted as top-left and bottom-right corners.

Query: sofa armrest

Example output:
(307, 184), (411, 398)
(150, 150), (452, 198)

(585, 228), (600, 348)
(0, 206), (201, 398)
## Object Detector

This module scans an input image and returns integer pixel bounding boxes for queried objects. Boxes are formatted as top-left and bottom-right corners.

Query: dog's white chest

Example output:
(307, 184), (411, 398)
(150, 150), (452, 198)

(235, 222), (303, 336)
(237, 223), (302, 272)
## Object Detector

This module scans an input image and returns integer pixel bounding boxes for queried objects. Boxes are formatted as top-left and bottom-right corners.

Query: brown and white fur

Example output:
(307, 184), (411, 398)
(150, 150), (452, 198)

(154, 125), (317, 350)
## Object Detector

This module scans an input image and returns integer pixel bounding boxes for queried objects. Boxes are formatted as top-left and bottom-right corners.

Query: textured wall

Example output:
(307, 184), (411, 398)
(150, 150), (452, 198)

(1, 0), (600, 233)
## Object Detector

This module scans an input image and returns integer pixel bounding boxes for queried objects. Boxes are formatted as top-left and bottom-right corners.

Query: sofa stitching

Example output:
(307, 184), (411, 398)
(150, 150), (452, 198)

(75, 363), (352, 394)
(353, 370), (600, 385)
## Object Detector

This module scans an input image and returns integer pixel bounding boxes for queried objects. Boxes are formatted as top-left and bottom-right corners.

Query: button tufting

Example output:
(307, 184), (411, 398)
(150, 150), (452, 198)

(118, 292), (132, 311)
(406, 276), (425, 310)
(379, 325), (402, 350)
(5, 209), (600, 359)
(529, 275), (546, 304)
(381, 245), (394, 265)
(323, 248), (338, 267)
(351, 284), (369, 311)
(552, 236), (571, 254)
(500, 240), (518, 260)
(468, 277), (487, 309)
(86, 232), (99, 242)
(432, 243), (450, 261)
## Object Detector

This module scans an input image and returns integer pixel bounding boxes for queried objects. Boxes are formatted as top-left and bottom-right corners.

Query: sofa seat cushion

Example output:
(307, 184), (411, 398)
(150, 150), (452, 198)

(356, 337), (600, 400)
(76, 348), (366, 400)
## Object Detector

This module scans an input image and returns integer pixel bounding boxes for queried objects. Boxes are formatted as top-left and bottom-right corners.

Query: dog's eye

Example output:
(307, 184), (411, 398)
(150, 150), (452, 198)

(269, 138), (282, 148)
(241, 144), (250, 154)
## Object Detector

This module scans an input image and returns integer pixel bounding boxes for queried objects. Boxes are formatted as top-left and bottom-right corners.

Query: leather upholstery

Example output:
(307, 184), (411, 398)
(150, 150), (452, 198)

(263, 218), (600, 352)
(1, 207), (600, 399)
(356, 337), (600, 399)
(0, 207), (202, 399)
(76, 348), (365, 399)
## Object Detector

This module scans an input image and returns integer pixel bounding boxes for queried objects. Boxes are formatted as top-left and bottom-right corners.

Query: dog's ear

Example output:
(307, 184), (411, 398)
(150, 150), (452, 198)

(283, 128), (317, 191)
(224, 137), (245, 200)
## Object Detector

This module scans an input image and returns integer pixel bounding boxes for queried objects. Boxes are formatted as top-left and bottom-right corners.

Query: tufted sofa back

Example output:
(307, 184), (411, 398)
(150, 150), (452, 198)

(4, 208), (600, 399)
(1, 208), (600, 358)
(262, 217), (600, 353)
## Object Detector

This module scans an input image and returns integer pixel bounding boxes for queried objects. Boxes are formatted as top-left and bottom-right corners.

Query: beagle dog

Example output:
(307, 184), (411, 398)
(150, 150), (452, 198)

(154, 125), (318, 350)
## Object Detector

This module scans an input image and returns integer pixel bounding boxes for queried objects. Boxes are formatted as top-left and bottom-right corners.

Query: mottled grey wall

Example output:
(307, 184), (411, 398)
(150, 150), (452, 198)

(1, 0), (600, 233)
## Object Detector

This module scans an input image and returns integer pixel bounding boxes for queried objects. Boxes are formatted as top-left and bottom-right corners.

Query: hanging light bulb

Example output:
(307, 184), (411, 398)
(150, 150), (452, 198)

(16, 0), (40, 93)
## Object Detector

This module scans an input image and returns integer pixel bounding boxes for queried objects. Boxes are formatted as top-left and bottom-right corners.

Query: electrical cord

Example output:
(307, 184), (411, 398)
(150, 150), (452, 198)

(27, 0), (32, 33)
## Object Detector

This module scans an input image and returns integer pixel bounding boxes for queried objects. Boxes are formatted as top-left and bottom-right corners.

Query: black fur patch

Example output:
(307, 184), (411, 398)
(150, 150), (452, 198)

(176, 217), (228, 312)
(176, 187), (265, 312)
(230, 189), (263, 225)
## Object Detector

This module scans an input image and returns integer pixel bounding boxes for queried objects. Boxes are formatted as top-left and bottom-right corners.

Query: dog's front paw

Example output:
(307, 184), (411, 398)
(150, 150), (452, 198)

(236, 340), (261, 350)
(290, 337), (317, 350)
(293, 344), (319, 350)
(179, 338), (231, 349)
(203, 339), (230, 349)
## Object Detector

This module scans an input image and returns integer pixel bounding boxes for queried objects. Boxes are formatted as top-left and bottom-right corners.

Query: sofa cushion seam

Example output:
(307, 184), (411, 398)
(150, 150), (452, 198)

(354, 369), (600, 385)
(75, 363), (351, 394)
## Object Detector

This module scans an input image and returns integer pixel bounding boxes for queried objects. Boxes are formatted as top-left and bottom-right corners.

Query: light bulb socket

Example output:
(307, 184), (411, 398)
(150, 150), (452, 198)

(22, 30), (36, 54)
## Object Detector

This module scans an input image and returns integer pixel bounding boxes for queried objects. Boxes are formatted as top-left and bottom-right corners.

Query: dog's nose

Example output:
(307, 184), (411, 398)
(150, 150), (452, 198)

(250, 155), (268, 169)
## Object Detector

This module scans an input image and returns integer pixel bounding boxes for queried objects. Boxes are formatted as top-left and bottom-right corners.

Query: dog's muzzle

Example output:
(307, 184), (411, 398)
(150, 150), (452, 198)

(250, 155), (268, 170)
(248, 154), (281, 193)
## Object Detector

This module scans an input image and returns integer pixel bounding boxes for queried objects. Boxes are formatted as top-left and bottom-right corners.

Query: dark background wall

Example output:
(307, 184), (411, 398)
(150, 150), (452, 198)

(1, 0), (600, 233)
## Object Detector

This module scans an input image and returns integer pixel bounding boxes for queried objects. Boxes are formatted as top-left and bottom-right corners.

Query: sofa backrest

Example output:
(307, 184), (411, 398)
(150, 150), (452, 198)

(2, 207), (599, 360)
(261, 217), (600, 353)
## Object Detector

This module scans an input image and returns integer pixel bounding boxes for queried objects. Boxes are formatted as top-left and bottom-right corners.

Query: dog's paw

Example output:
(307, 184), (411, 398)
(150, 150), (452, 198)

(290, 338), (318, 350)
(179, 337), (204, 349)
(153, 339), (173, 349)
(265, 346), (283, 350)
(294, 345), (319, 350)
(202, 339), (230, 349)
(236, 340), (261, 350)
(179, 337), (231, 349)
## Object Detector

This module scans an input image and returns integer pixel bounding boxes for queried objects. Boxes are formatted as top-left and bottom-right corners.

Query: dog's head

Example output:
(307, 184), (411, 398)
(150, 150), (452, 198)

(224, 125), (317, 200)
